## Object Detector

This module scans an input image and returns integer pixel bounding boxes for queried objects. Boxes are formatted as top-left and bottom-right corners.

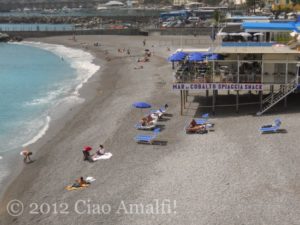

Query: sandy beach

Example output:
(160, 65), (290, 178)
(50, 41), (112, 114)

(1, 34), (300, 225)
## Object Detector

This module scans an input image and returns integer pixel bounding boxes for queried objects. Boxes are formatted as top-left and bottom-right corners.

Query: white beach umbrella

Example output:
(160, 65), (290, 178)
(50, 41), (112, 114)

(253, 32), (264, 36)
(229, 32), (240, 36)
(239, 32), (251, 37)
(216, 32), (228, 36)
(290, 31), (298, 37)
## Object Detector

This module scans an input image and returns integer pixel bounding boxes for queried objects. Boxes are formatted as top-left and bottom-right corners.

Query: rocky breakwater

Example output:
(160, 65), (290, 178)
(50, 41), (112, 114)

(0, 33), (22, 42)
(0, 16), (102, 25)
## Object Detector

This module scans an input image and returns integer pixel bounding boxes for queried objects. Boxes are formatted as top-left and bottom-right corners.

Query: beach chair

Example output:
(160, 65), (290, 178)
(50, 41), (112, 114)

(185, 123), (207, 134)
(194, 113), (209, 125)
(134, 128), (160, 144)
(260, 119), (281, 133)
(134, 122), (156, 130)
(150, 104), (168, 118)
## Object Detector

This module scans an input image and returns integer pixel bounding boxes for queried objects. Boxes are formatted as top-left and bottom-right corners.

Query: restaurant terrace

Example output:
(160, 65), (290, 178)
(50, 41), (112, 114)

(170, 42), (300, 116)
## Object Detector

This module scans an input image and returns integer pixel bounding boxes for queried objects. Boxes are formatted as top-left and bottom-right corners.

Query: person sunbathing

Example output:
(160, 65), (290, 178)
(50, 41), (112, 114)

(139, 117), (152, 126)
(72, 177), (90, 188)
(140, 118), (148, 126)
(134, 65), (144, 69)
(186, 119), (206, 133)
(139, 114), (157, 126)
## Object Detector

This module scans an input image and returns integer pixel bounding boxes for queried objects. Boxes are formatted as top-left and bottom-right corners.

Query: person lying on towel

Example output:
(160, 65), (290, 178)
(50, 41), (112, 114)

(140, 115), (156, 126)
(72, 177), (90, 188)
(186, 119), (206, 134)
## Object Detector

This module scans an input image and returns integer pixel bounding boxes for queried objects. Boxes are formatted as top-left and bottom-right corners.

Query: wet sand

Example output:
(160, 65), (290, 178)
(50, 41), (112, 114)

(1, 35), (300, 225)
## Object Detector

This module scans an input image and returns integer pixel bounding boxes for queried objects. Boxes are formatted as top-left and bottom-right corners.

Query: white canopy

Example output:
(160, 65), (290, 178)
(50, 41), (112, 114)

(176, 48), (210, 53)
(217, 32), (228, 36)
(239, 32), (251, 37)
(253, 32), (264, 36)
(105, 1), (124, 6)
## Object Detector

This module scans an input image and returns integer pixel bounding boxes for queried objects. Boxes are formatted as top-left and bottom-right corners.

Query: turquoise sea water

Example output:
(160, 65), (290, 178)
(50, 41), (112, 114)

(0, 42), (99, 183)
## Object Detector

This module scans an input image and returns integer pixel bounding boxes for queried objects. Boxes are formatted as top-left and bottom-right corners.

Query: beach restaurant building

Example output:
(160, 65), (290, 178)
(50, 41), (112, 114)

(171, 20), (300, 115)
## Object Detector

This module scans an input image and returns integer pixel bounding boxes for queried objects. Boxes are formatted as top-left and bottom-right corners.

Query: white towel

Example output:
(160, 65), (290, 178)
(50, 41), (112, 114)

(86, 176), (96, 182)
(92, 152), (113, 161)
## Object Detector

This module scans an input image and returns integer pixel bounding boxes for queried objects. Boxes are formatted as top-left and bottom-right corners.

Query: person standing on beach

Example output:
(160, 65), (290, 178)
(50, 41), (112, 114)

(20, 148), (33, 163)
(143, 39), (146, 46)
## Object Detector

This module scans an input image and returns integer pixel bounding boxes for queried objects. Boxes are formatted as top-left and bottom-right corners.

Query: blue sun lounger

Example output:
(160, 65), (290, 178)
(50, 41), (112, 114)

(134, 122), (156, 130)
(195, 113), (209, 125)
(134, 128), (160, 144)
(260, 119), (281, 133)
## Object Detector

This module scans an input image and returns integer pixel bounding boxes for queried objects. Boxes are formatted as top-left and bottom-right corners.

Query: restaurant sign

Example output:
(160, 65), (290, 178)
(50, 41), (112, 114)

(173, 83), (263, 91)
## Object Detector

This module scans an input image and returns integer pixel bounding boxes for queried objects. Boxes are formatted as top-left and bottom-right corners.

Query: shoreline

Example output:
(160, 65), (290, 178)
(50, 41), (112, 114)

(0, 38), (106, 201)
(0, 35), (176, 223)
(4, 35), (300, 225)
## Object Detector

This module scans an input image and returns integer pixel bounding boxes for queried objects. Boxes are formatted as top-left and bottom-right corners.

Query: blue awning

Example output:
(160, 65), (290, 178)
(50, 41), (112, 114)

(242, 21), (299, 32)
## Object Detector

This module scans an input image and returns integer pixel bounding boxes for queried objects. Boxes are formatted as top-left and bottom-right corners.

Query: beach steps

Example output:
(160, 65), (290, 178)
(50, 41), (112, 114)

(257, 78), (298, 116)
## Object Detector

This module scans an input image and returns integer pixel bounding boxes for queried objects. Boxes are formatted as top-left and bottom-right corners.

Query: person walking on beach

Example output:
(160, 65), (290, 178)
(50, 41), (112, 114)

(20, 148), (33, 163)
(143, 39), (146, 46)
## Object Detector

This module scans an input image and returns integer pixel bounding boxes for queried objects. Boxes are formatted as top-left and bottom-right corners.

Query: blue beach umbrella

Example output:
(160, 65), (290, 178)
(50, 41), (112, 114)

(167, 52), (186, 62)
(188, 52), (204, 62)
(207, 54), (220, 61)
(168, 52), (186, 69)
(133, 102), (152, 115)
(132, 102), (152, 108)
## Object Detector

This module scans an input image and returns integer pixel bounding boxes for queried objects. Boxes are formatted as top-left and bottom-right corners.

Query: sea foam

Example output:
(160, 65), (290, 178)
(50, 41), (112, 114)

(17, 41), (100, 147)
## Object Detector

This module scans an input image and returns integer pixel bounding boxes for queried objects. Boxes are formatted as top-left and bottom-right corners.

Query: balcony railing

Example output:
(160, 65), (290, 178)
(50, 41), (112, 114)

(221, 42), (274, 47)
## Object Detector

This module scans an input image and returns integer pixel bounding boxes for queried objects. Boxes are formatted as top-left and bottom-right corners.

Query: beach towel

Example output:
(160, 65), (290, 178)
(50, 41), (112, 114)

(86, 176), (96, 183)
(65, 184), (89, 191)
(92, 152), (113, 161)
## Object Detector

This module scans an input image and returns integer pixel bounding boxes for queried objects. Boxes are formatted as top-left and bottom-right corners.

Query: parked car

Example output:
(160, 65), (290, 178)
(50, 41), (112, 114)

(188, 16), (199, 22)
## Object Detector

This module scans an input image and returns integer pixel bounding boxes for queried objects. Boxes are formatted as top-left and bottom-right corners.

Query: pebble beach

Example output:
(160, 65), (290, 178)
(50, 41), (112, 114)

(1, 35), (300, 225)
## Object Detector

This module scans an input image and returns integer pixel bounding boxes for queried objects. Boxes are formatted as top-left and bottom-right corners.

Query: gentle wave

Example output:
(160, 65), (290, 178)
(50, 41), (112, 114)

(24, 88), (65, 106)
(19, 41), (100, 96)
(15, 41), (100, 147)
(22, 116), (51, 147)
